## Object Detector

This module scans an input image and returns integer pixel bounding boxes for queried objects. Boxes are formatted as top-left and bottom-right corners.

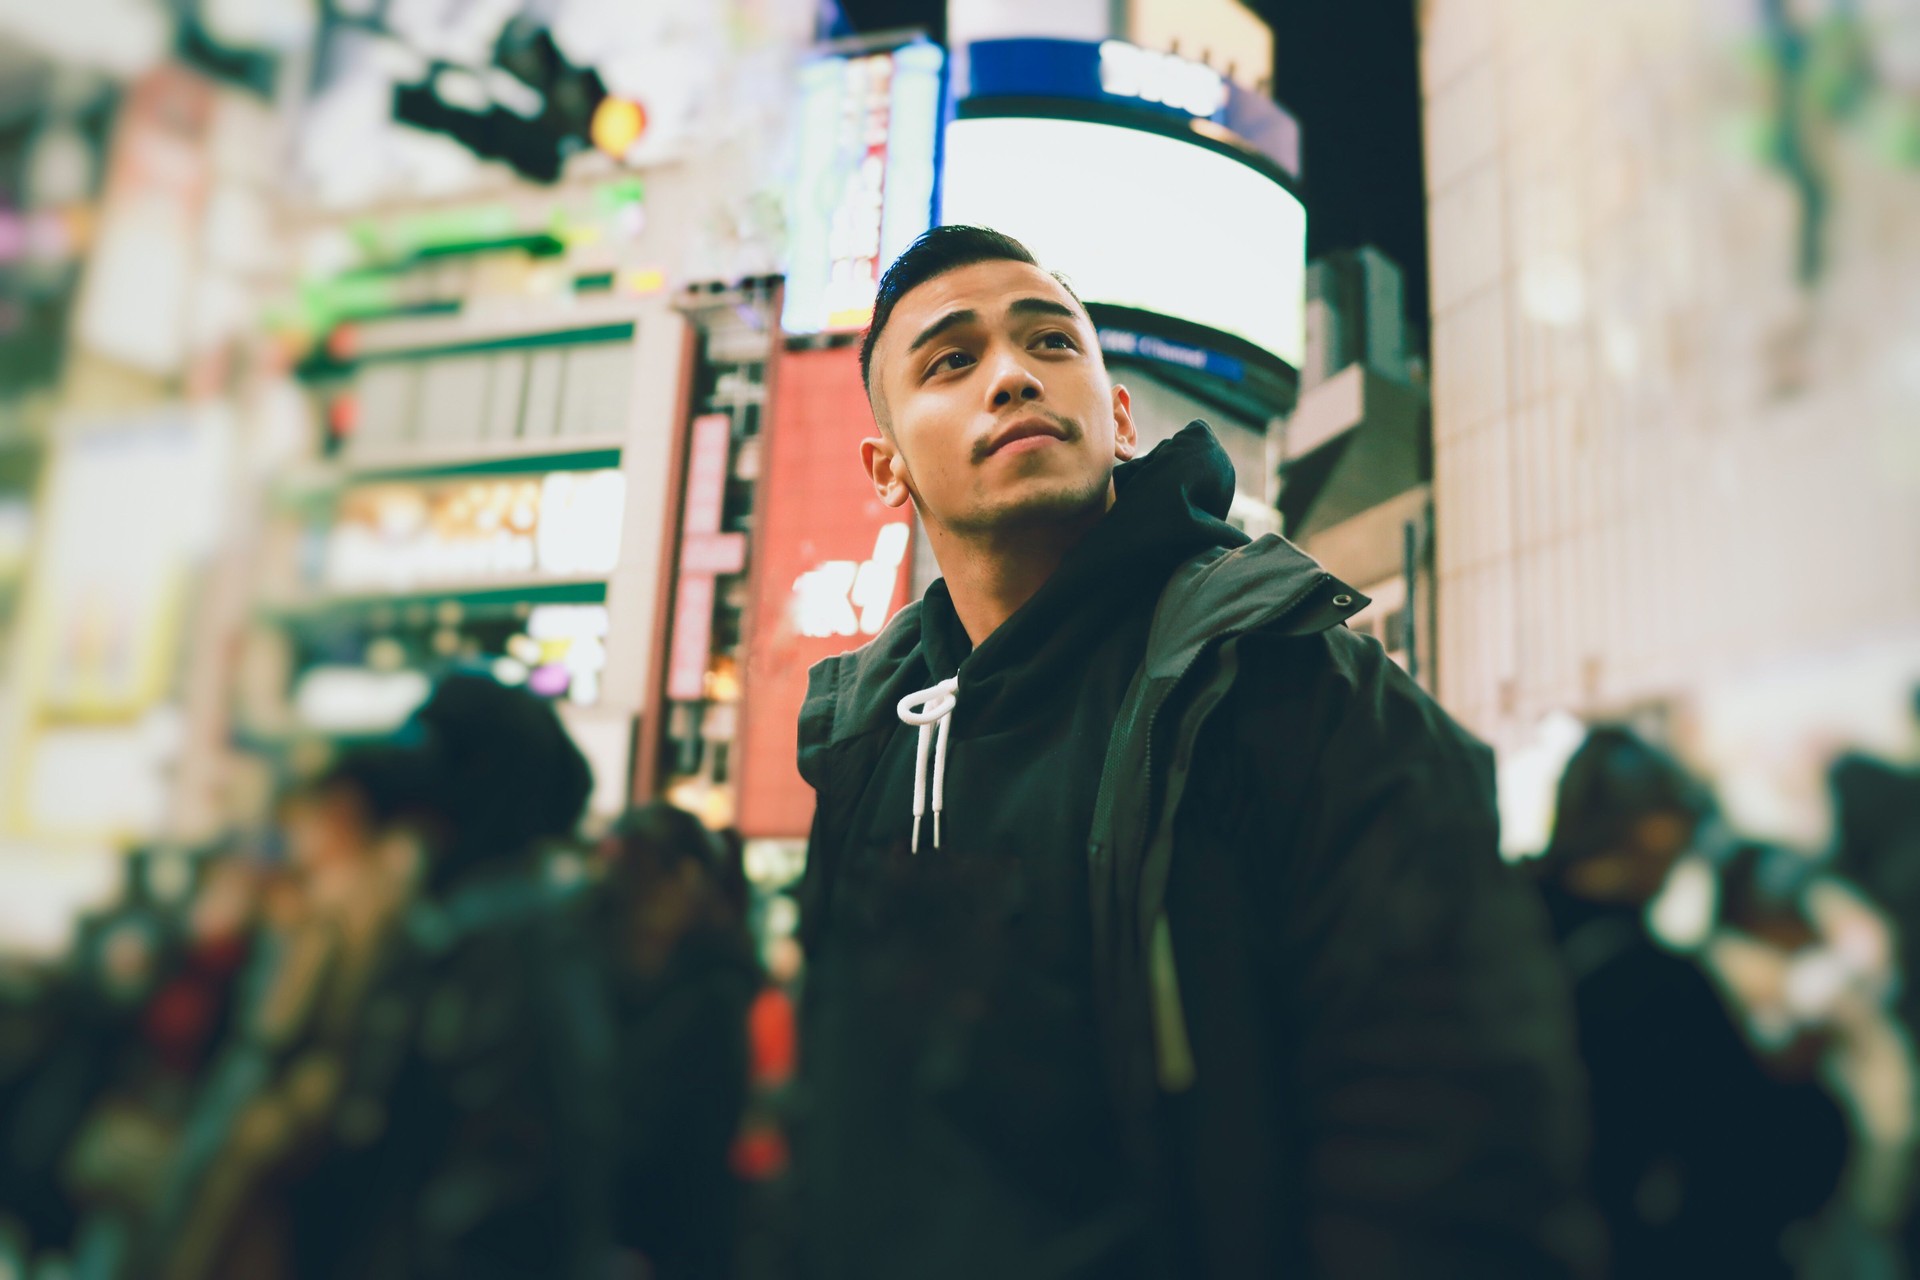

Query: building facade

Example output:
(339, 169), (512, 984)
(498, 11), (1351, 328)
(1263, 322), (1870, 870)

(1419, 0), (1920, 841)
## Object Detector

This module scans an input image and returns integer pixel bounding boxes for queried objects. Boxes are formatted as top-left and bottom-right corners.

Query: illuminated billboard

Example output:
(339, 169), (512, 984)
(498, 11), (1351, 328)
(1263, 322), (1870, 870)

(781, 41), (944, 336)
(734, 345), (912, 838)
(941, 113), (1306, 370)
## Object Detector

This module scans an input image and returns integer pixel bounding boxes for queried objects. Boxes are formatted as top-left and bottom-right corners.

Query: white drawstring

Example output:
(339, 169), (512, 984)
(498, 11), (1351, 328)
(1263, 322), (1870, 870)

(896, 677), (959, 852)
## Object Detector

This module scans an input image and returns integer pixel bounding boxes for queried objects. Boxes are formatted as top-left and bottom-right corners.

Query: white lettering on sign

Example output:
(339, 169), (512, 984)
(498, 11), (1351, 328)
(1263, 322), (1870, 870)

(1097, 40), (1228, 119)
(1138, 335), (1208, 369)
(793, 522), (910, 639)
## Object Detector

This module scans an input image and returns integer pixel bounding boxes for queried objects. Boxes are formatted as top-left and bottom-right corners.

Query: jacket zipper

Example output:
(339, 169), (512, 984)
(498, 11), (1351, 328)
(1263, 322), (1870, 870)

(1139, 571), (1332, 1094)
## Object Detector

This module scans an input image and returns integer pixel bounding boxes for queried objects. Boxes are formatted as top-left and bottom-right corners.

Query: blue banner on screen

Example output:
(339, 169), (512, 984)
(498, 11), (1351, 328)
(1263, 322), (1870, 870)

(957, 37), (1301, 180)
(1097, 329), (1246, 382)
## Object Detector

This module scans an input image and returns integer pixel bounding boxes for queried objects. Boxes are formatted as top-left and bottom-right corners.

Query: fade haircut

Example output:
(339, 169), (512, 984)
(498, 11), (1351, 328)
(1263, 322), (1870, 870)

(858, 225), (1086, 403)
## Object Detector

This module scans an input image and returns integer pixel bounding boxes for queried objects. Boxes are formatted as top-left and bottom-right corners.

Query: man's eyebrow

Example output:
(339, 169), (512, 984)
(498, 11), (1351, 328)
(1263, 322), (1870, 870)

(1007, 296), (1080, 322)
(904, 296), (1082, 357)
(907, 308), (979, 355)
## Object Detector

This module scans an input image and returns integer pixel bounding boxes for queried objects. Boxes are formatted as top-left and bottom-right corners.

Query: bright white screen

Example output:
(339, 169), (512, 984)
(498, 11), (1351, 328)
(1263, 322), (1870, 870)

(941, 116), (1305, 369)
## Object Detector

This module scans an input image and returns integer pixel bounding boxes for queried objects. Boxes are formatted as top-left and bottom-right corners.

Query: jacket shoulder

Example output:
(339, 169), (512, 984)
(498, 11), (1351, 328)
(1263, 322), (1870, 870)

(1234, 624), (1498, 804)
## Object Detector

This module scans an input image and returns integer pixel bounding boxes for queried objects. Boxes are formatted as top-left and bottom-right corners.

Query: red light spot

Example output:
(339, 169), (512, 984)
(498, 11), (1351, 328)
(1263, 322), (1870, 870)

(747, 986), (797, 1085)
(329, 395), (360, 436)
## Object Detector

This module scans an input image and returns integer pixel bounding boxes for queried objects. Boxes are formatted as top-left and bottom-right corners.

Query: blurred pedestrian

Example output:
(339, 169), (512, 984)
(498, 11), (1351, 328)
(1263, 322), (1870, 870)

(596, 802), (760, 1280)
(1536, 727), (1849, 1279)
(792, 226), (1597, 1279)
(68, 850), (264, 1252)
(283, 673), (616, 1280)
(2, 848), (176, 1266)
(1828, 690), (1920, 1037)
(1707, 840), (1914, 1277)
(146, 749), (423, 1280)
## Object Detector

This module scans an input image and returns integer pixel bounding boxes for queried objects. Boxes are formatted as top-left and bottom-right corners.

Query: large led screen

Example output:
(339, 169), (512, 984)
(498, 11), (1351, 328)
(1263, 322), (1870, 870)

(941, 115), (1305, 370)
(781, 43), (943, 336)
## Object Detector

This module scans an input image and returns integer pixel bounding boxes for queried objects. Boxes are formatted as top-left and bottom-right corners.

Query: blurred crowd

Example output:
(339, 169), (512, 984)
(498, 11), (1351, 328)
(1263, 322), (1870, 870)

(0, 672), (1917, 1280)
(0, 672), (795, 1280)
(1533, 707), (1920, 1280)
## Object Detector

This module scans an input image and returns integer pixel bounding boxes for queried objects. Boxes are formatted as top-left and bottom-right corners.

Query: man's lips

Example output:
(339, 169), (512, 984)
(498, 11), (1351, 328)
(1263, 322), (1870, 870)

(979, 415), (1070, 459)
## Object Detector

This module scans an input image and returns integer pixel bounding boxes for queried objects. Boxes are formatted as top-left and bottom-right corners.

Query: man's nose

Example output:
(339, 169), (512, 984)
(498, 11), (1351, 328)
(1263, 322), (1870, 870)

(987, 355), (1042, 407)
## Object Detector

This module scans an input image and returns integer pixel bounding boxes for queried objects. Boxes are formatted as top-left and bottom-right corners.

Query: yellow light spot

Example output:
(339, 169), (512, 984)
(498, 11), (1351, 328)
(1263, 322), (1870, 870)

(623, 268), (666, 295)
(590, 98), (647, 159)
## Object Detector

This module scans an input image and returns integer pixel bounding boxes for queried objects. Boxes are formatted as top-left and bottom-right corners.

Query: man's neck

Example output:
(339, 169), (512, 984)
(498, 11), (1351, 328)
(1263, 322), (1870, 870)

(925, 496), (1110, 648)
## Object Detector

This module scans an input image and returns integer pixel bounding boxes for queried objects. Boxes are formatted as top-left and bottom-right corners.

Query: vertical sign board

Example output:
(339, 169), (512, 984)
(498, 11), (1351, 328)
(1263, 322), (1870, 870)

(74, 65), (216, 378)
(734, 346), (911, 838)
(13, 408), (231, 837)
(665, 413), (747, 701)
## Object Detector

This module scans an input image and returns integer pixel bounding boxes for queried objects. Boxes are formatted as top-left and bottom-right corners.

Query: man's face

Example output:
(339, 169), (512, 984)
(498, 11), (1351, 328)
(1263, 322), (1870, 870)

(863, 259), (1136, 536)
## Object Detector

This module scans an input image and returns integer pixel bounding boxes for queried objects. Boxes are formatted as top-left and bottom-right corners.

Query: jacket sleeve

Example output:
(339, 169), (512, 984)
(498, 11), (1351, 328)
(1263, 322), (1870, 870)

(1254, 629), (1601, 1278)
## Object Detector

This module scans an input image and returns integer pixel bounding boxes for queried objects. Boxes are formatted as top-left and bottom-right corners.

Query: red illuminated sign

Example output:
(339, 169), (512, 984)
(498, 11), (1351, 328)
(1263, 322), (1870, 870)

(735, 346), (912, 838)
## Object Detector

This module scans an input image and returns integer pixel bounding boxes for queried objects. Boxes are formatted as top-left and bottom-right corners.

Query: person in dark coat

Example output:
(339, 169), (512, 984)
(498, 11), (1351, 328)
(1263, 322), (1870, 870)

(791, 225), (1599, 1279)
(2, 849), (174, 1260)
(1535, 727), (1849, 1280)
(596, 802), (761, 1280)
(1828, 706), (1920, 1037)
(145, 750), (425, 1280)
(286, 673), (617, 1280)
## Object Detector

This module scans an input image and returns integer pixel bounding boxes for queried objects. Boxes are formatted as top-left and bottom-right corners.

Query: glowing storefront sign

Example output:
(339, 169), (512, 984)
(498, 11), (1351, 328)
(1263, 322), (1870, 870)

(782, 41), (943, 336)
(324, 469), (625, 593)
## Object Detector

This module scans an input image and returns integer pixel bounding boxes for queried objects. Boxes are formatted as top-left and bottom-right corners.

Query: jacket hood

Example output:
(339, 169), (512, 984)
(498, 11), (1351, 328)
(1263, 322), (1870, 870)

(799, 422), (1354, 789)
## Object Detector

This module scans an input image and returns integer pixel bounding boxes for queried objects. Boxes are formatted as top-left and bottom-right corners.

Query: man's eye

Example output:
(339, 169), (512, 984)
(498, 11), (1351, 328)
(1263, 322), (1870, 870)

(930, 351), (972, 376)
(1036, 331), (1076, 350)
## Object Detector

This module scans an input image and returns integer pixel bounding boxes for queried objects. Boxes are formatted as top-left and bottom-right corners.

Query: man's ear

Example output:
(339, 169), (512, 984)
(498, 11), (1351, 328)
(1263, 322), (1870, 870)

(1111, 383), (1138, 460)
(861, 432), (912, 508)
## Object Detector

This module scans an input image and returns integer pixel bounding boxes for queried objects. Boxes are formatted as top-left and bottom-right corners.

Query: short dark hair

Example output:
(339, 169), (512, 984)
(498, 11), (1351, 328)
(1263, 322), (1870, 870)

(858, 224), (1082, 397)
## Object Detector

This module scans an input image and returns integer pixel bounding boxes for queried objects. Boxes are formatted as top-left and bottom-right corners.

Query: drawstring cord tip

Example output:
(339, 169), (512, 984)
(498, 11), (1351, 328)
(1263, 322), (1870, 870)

(898, 675), (960, 857)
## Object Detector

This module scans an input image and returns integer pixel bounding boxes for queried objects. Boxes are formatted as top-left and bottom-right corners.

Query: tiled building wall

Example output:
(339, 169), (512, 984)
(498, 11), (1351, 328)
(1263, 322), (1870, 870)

(1419, 0), (1920, 787)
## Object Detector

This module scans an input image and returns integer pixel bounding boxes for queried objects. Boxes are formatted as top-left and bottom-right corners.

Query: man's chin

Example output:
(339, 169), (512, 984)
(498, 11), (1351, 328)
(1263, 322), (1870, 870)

(954, 475), (1112, 537)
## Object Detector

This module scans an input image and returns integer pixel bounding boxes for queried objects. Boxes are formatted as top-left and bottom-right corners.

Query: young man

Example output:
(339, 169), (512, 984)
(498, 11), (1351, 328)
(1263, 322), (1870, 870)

(792, 226), (1599, 1279)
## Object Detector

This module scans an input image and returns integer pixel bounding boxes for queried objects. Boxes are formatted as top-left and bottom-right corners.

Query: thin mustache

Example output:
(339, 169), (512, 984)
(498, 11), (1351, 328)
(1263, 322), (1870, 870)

(973, 411), (1080, 463)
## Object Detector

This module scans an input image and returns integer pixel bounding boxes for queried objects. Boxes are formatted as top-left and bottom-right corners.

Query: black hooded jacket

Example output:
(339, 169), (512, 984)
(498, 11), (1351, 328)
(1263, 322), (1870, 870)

(795, 424), (1598, 1279)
